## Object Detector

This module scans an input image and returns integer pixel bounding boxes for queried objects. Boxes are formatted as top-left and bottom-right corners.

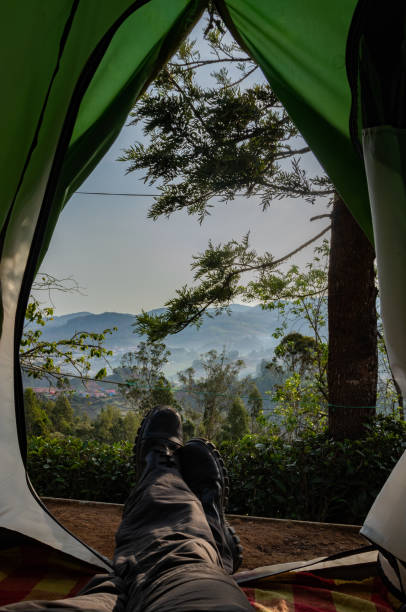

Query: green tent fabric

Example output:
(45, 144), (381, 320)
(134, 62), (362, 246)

(218, 0), (372, 241)
(38, 0), (207, 263)
(0, 0), (404, 591)
(0, 0), (206, 570)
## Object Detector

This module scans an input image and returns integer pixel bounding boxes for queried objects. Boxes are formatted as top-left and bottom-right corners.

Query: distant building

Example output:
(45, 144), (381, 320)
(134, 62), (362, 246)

(32, 387), (59, 398)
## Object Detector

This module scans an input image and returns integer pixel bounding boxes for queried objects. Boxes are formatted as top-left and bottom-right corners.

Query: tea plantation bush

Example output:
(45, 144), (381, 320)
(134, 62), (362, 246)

(27, 416), (406, 524)
(28, 436), (136, 503)
(221, 416), (406, 524)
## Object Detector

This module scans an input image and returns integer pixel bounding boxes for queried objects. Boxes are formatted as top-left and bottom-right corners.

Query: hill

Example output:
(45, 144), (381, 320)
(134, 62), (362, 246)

(30, 304), (316, 378)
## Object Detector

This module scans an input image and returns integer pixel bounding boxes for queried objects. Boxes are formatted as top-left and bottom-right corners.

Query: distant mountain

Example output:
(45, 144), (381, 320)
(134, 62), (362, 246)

(34, 304), (316, 377)
(39, 311), (139, 347)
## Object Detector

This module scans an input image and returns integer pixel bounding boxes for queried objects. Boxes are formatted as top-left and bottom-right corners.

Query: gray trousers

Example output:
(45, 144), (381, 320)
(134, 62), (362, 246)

(1, 461), (252, 611)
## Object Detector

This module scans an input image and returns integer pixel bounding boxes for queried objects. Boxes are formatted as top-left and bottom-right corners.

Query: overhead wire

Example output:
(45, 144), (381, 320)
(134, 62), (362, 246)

(68, 189), (326, 414)
(74, 190), (256, 197)
(75, 191), (158, 196)
(22, 366), (280, 406)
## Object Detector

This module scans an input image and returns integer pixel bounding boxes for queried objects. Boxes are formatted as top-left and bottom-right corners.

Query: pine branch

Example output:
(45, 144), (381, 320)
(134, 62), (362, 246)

(136, 226), (331, 341)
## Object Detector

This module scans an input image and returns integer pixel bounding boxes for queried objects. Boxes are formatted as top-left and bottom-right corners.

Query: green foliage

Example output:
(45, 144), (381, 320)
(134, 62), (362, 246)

(182, 417), (196, 441)
(24, 389), (51, 436)
(150, 377), (180, 410)
(177, 348), (246, 440)
(135, 235), (331, 343)
(220, 415), (406, 524)
(271, 373), (327, 441)
(21, 274), (115, 385)
(26, 416), (405, 524)
(27, 436), (136, 503)
(24, 389), (140, 445)
(72, 412), (94, 441)
(93, 405), (141, 444)
(247, 383), (263, 434)
(118, 341), (180, 415)
(119, 16), (332, 343)
(49, 394), (74, 435)
(376, 319), (404, 416)
(273, 333), (318, 377)
(120, 19), (330, 221)
(221, 396), (250, 441)
(263, 241), (329, 404)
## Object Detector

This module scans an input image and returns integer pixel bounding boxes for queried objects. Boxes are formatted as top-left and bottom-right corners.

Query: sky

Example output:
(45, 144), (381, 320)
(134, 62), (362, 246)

(40, 18), (330, 316)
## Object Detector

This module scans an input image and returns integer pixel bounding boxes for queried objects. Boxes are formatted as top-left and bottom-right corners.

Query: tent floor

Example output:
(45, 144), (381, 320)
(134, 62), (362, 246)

(43, 498), (366, 570)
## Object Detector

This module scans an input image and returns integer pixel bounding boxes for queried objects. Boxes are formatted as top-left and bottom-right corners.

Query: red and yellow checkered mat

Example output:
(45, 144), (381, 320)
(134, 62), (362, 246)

(0, 544), (97, 606)
(0, 545), (400, 610)
(242, 571), (400, 611)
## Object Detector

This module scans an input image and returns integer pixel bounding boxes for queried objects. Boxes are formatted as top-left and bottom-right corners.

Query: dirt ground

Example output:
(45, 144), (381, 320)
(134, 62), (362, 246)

(43, 498), (366, 570)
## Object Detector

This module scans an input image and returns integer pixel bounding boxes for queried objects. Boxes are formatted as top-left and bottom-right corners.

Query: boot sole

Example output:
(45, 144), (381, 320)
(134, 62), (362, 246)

(187, 438), (243, 573)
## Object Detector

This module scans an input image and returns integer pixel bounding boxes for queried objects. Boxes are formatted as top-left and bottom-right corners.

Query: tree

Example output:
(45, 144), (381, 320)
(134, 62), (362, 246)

(271, 374), (327, 441)
(177, 348), (246, 440)
(50, 394), (75, 434)
(327, 194), (377, 438)
(72, 412), (94, 441)
(21, 274), (115, 386)
(121, 12), (378, 439)
(118, 340), (179, 415)
(150, 377), (179, 409)
(268, 331), (328, 440)
(95, 407), (142, 444)
(93, 405), (130, 443)
(221, 396), (249, 441)
(24, 388), (51, 436)
(247, 383), (263, 434)
(121, 410), (141, 444)
(273, 333), (319, 378)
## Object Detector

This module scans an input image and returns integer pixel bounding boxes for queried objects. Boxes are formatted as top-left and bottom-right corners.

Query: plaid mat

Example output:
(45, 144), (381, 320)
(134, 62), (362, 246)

(0, 545), (400, 611)
(241, 571), (400, 611)
(0, 545), (96, 606)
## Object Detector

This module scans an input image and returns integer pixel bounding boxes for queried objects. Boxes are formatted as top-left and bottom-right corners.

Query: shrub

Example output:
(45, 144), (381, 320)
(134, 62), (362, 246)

(27, 415), (406, 524)
(220, 415), (406, 524)
(28, 436), (136, 503)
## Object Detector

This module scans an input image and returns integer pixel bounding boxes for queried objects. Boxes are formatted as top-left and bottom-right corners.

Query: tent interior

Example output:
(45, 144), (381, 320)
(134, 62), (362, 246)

(1, 0), (406, 607)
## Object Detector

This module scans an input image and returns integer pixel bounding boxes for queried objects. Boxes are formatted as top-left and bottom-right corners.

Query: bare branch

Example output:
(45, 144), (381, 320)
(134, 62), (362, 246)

(168, 57), (251, 68)
(219, 65), (258, 90)
(310, 214), (332, 222)
(276, 146), (311, 159)
(271, 225), (331, 268)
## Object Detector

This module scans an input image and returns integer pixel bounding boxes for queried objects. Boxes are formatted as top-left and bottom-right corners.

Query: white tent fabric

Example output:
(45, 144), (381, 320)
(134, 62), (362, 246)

(360, 127), (406, 585)
(1, 0), (405, 594)
(0, 151), (109, 569)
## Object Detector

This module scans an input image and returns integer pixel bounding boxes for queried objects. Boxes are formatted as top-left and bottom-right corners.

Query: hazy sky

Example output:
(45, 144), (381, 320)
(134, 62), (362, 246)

(40, 20), (330, 316)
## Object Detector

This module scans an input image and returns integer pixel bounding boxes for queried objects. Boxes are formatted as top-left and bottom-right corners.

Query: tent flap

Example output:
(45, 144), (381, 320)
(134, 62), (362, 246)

(0, 0), (204, 565)
(218, 0), (373, 241)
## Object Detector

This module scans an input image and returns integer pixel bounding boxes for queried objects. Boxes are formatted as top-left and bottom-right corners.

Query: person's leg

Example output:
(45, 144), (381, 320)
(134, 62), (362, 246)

(0, 406), (252, 612)
(0, 573), (126, 611)
(113, 406), (252, 611)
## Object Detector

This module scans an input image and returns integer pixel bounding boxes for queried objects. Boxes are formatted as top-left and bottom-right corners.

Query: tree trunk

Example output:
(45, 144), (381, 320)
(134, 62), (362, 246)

(328, 192), (377, 439)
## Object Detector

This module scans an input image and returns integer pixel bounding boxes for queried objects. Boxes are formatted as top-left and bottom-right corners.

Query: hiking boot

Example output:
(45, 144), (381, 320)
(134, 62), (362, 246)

(133, 405), (183, 481)
(179, 438), (243, 574)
